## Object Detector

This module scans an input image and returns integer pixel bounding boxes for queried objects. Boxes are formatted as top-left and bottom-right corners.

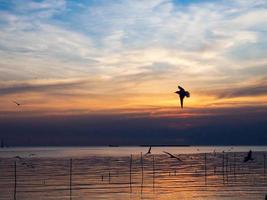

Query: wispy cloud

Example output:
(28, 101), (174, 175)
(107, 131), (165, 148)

(0, 0), (267, 114)
(214, 80), (267, 99)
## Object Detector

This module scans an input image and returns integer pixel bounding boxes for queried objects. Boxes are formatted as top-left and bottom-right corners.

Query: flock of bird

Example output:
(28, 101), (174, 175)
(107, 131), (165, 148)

(144, 146), (183, 162)
(10, 84), (254, 169)
(144, 146), (254, 163)
(12, 84), (190, 109)
(12, 147), (254, 170)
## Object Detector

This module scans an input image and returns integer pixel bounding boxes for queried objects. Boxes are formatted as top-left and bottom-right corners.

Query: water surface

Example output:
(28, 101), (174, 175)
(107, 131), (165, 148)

(0, 146), (266, 200)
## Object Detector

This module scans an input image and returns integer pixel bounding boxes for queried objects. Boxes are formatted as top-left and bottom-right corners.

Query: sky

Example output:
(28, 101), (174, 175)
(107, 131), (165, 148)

(0, 0), (267, 146)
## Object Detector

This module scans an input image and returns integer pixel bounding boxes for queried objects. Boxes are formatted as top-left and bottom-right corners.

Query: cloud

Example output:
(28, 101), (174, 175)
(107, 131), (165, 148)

(1, 105), (267, 146)
(0, 0), (267, 113)
(0, 78), (89, 96)
(197, 76), (267, 100)
(215, 82), (267, 99)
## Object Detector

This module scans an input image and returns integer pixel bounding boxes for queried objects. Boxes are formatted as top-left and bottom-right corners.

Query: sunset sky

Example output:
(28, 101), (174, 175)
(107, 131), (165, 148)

(0, 0), (267, 146)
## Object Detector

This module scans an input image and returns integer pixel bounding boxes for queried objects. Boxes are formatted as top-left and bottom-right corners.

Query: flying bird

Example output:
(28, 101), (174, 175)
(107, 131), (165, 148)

(14, 156), (22, 160)
(163, 151), (182, 162)
(12, 101), (21, 106)
(175, 86), (190, 109)
(243, 150), (254, 162)
(22, 162), (35, 168)
(145, 146), (152, 156)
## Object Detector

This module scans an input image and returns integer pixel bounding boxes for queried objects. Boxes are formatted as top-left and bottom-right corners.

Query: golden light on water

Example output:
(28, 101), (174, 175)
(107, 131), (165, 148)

(0, 147), (266, 200)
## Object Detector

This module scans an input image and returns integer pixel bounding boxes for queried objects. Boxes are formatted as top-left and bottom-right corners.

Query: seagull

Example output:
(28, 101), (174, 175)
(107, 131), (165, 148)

(163, 151), (183, 162)
(175, 86), (190, 109)
(145, 146), (152, 156)
(12, 101), (21, 106)
(243, 150), (254, 162)
(22, 162), (35, 168)
(14, 156), (23, 160)
(27, 163), (35, 168)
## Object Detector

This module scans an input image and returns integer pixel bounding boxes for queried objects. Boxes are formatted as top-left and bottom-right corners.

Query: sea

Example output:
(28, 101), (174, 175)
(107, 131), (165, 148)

(0, 146), (266, 200)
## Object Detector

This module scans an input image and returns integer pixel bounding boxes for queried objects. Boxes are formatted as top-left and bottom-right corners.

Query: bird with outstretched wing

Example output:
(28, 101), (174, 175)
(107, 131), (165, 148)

(175, 85), (190, 109)
(163, 151), (183, 162)
(145, 146), (152, 156)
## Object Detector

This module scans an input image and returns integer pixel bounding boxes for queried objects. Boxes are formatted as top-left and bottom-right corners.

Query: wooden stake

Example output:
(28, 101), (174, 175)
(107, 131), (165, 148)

(226, 154), (229, 184)
(14, 161), (17, 200)
(204, 153), (207, 185)
(153, 155), (155, 190)
(130, 154), (132, 192)
(222, 152), (225, 184)
(108, 171), (111, 184)
(233, 153), (236, 180)
(264, 154), (266, 176)
(140, 152), (144, 195)
(70, 159), (72, 200)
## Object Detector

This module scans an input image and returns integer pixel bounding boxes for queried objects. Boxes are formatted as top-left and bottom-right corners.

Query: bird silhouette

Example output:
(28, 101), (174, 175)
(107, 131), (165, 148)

(145, 146), (152, 156)
(175, 86), (190, 108)
(12, 101), (21, 106)
(22, 162), (34, 168)
(14, 156), (23, 160)
(163, 151), (182, 162)
(243, 150), (253, 162)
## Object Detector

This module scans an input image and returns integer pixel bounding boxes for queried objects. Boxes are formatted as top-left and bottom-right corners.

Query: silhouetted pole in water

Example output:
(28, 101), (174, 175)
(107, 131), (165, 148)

(213, 153), (217, 175)
(264, 154), (266, 176)
(14, 161), (17, 200)
(153, 155), (155, 190)
(108, 171), (111, 184)
(141, 152), (144, 183)
(222, 152), (225, 184)
(233, 153), (236, 181)
(129, 154), (132, 192)
(204, 153), (207, 185)
(69, 159), (72, 200)
(226, 154), (229, 184)
(140, 152), (144, 194)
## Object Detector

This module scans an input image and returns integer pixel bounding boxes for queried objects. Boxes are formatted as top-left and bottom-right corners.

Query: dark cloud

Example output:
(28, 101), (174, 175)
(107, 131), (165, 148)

(0, 106), (267, 146)
(0, 79), (90, 96)
(210, 81), (267, 99)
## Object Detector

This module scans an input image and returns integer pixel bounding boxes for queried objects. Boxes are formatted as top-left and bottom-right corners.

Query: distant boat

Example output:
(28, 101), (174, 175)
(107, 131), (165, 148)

(108, 145), (119, 147)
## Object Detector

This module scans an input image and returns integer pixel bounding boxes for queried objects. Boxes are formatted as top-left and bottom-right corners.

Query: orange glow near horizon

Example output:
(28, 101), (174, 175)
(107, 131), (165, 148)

(1, 85), (267, 119)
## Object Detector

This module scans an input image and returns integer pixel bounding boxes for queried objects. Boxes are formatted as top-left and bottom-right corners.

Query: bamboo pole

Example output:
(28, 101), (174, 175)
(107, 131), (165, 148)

(264, 154), (266, 176)
(153, 155), (155, 190)
(233, 152), (236, 181)
(14, 161), (17, 200)
(140, 152), (144, 194)
(222, 152), (225, 184)
(70, 159), (72, 200)
(204, 153), (207, 185)
(141, 152), (144, 184)
(130, 154), (132, 192)
(226, 153), (228, 183)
